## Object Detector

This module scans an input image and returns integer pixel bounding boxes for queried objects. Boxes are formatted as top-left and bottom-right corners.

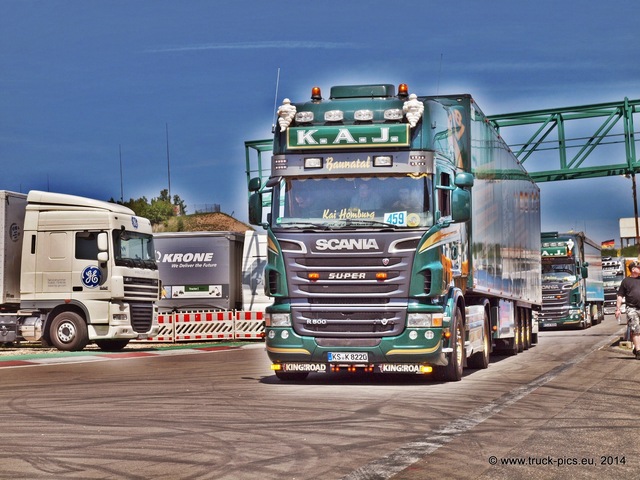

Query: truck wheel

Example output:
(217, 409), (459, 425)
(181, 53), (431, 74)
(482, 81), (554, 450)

(468, 309), (490, 369)
(523, 312), (532, 350)
(95, 339), (130, 351)
(275, 371), (309, 381)
(49, 311), (88, 351)
(505, 315), (520, 356)
(440, 306), (464, 381)
(517, 313), (525, 353)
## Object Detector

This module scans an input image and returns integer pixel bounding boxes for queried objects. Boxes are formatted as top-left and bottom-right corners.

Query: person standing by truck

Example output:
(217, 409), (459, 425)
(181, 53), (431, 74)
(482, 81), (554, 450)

(615, 261), (640, 359)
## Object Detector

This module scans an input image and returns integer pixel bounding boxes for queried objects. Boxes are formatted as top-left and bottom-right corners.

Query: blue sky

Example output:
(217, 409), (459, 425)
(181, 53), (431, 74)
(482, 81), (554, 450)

(1, 0), (639, 244)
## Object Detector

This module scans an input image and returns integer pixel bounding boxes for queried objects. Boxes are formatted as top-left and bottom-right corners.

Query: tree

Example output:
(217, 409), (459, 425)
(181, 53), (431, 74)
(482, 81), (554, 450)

(113, 190), (187, 226)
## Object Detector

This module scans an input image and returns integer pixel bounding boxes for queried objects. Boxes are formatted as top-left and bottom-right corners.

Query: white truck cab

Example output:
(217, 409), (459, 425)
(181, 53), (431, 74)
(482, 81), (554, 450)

(0, 190), (160, 351)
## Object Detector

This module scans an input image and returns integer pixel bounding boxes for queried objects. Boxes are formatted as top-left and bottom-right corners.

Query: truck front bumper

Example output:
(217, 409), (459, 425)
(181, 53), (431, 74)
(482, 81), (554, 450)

(265, 326), (447, 368)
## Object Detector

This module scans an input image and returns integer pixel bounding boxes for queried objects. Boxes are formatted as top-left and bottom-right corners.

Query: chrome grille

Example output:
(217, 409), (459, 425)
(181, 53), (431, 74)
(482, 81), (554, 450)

(279, 231), (418, 338)
(123, 277), (159, 302)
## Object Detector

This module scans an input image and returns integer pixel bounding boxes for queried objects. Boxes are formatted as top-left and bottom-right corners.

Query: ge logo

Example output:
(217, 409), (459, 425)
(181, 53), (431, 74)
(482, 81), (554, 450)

(82, 266), (102, 288)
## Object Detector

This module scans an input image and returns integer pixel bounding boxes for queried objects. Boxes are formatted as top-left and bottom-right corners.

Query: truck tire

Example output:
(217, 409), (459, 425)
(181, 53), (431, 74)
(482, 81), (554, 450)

(503, 313), (520, 356)
(523, 321), (531, 350)
(517, 312), (525, 353)
(468, 309), (490, 369)
(95, 339), (130, 351)
(440, 306), (464, 381)
(275, 371), (309, 381)
(523, 310), (532, 350)
(49, 311), (88, 351)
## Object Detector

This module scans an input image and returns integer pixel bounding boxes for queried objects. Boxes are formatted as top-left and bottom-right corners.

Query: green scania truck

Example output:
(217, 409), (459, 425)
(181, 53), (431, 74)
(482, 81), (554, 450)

(248, 83), (541, 381)
(540, 231), (604, 328)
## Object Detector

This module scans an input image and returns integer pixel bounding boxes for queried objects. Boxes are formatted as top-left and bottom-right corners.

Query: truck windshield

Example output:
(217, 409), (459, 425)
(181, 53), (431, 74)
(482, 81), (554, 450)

(271, 175), (433, 229)
(541, 261), (576, 281)
(113, 230), (157, 269)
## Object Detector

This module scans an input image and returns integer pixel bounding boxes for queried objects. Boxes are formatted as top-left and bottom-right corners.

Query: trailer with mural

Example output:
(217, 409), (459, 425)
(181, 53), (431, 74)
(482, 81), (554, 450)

(247, 83), (541, 382)
(539, 231), (604, 328)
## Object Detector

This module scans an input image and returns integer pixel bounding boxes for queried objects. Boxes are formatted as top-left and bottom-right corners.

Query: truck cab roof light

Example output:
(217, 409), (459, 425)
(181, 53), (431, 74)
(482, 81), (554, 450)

(311, 86), (322, 101)
(373, 156), (393, 167)
(304, 157), (323, 169)
(384, 109), (403, 121)
(324, 110), (344, 122)
(398, 83), (409, 97)
(295, 111), (314, 123)
(354, 109), (374, 121)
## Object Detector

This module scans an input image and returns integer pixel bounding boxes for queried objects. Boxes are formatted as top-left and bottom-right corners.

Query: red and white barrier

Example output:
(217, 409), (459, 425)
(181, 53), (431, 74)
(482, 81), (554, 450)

(154, 312), (174, 342)
(174, 310), (235, 341)
(234, 311), (265, 339)
(137, 310), (265, 343)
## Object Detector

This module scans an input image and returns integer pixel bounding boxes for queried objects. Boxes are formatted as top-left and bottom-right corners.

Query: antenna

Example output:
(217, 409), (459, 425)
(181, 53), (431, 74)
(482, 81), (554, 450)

(166, 123), (171, 200)
(436, 53), (443, 95)
(272, 67), (281, 133)
(119, 144), (124, 203)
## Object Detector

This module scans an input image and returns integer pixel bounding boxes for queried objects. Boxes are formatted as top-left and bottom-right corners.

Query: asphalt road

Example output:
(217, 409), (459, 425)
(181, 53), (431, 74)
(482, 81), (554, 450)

(1, 316), (638, 480)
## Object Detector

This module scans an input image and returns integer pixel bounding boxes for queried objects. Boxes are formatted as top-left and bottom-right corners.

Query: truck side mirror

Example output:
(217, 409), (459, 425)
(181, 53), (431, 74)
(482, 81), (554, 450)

(97, 232), (109, 262)
(581, 266), (589, 278)
(97, 232), (108, 252)
(248, 192), (263, 225)
(454, 172), (474, 188)
(451, 187), (471, 222)
(248, 177), (262, 192)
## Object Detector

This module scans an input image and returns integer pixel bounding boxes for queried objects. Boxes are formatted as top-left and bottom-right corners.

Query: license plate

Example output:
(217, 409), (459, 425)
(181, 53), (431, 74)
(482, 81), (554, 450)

(327, 352), (368, 363)
(544, 322), (557, 327)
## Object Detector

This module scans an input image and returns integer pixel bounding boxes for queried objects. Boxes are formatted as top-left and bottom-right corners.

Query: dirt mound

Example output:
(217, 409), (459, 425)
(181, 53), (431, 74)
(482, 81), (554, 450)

(154, 212), (252, 233)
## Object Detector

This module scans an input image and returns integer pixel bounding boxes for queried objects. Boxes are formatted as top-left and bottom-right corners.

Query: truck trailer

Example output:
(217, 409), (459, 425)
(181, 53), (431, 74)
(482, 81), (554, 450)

(154, 231), (270, 312)
(150, 231), (270, 342)
(540, 231), (604, 328)
(248, 83), (541, 382)
(0, 190), (160, 351)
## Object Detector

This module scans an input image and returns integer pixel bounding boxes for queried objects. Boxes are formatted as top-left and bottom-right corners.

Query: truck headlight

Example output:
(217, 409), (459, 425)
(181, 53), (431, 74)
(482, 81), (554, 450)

(112, 313), (129, 325)
(407, 313), (443, 327)
(266, 313), (291, 327)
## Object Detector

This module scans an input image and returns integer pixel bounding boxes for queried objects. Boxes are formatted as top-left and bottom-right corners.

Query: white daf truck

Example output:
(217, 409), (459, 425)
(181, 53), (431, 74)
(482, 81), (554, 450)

(0, 190), (160, 351)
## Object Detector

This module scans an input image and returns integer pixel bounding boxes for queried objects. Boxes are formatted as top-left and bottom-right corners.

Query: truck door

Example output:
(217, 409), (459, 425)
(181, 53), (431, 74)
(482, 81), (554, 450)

(37, 231), (73, 295)
(72, 231), (109, 298)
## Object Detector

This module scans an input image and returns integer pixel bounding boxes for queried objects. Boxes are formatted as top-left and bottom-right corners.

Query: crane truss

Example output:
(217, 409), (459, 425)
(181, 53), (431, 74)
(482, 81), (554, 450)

(488, 98), (640, 182)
